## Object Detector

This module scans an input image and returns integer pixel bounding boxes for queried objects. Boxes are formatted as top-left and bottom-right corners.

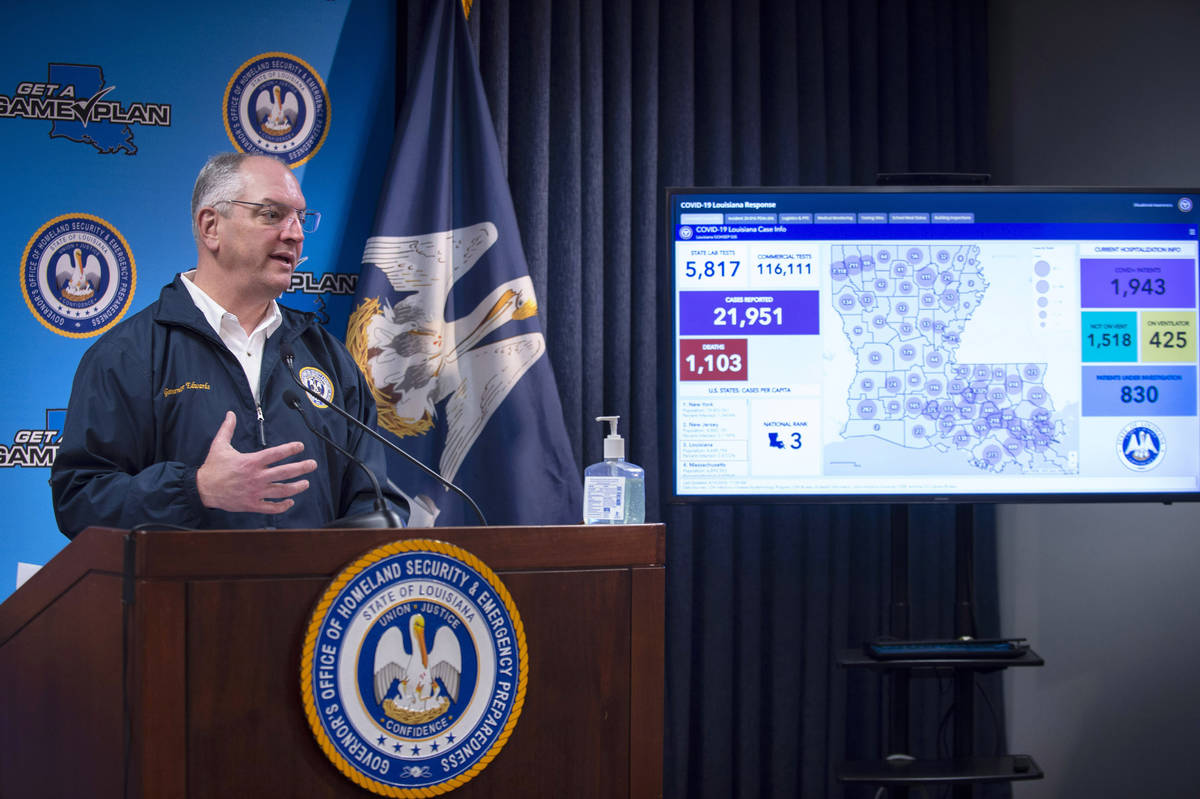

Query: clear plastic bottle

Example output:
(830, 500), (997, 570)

(582, 416), (645, 524)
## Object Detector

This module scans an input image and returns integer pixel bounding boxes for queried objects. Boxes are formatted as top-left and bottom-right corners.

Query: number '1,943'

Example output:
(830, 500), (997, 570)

(1111, 277), (1166, 297)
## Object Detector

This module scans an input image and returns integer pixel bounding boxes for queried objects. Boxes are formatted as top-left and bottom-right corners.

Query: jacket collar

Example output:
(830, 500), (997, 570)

(153, 273), (316, 346)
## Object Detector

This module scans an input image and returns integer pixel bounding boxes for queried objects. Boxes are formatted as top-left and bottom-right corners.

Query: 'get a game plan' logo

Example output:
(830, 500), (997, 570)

(1, 63), (172, 154)
(302, 539), (527, 796)
(2, 410), (64, 469)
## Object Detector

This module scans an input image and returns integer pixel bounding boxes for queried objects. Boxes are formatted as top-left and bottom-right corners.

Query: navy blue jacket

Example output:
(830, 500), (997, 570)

(51, 275), (406, 537)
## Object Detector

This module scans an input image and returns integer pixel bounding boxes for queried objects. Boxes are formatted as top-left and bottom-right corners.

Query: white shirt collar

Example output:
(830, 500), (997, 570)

(180, 270), (282, 339)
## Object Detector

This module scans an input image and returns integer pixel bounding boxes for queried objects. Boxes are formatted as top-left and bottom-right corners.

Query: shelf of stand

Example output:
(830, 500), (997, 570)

(839, 754), (1043, 785)
(838, 647), (1044, 670)
(837, 647), (1045, 788)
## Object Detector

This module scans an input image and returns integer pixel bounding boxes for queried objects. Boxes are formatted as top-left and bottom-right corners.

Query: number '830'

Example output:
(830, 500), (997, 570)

(1121, 385), (1159, 403)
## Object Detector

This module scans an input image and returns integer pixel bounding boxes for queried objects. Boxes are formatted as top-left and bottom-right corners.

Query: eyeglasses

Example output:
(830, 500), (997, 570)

(220, 200), (321, 233)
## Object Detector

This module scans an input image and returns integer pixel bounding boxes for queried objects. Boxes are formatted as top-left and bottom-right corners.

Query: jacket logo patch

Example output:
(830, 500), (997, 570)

(299, 366), (334, 408)
(162, 381), (211, 398)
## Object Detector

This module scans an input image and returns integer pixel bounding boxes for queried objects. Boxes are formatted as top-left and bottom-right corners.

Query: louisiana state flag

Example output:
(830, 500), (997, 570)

(347, 0), (582, 526)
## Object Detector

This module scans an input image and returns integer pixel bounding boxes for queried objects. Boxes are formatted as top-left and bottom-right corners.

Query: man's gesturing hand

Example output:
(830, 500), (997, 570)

(196, 411), (318, 513)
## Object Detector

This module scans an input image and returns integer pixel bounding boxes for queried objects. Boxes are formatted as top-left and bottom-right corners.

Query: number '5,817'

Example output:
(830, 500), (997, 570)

(685, 260), (739, 278)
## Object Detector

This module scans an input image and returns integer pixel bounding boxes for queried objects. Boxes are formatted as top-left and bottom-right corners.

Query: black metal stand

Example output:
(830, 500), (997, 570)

(888, 504), (912, 799)
(837, 503), (1044, 796)
(952, 503), (977, 799)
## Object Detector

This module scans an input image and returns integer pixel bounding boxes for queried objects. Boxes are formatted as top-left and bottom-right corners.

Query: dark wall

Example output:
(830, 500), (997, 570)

(989, 2), (1200, 797)
(990, 0), (1200, 186)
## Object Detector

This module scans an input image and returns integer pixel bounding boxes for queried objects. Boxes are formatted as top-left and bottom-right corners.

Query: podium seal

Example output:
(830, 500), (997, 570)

(301, 539), (527, 796)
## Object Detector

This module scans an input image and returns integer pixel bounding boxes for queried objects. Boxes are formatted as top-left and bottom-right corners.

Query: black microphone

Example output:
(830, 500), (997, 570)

(282, 389), (405, 529)
(279, 343), (488, 526)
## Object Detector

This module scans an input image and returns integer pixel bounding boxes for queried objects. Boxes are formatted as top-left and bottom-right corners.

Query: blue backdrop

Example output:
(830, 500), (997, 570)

(0, 0), (396, 601)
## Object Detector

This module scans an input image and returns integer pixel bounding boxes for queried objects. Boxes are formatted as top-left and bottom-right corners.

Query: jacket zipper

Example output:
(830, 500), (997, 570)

(256, 404), (267, 447)
(256, 403), (276, 529)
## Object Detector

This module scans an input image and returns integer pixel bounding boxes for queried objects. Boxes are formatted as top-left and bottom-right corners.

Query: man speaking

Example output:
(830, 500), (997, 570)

(51, 153), (406, 537)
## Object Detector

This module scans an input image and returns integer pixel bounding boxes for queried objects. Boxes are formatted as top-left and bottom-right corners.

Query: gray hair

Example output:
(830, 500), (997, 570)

(190, 152), (286, 242)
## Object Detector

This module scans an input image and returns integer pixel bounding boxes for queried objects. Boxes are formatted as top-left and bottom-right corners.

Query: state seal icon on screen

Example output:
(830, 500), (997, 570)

(224, 52), (330, 167)
(20, 213), (136, 338)
(301, 539), (527, 796)
(1118, 421), (1165, 471)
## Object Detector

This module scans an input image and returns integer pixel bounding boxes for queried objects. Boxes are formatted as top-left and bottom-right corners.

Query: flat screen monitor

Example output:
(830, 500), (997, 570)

(666, 186), (1200, 503)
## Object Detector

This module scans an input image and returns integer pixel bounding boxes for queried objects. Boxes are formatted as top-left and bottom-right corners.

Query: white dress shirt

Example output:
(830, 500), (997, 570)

(180, 270), (283, 402)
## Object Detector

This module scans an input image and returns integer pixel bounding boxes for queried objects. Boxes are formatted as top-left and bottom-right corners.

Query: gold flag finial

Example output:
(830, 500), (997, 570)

(461, 0), (473, 20)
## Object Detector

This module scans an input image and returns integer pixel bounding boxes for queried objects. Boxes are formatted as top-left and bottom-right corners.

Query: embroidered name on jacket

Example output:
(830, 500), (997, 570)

(162, 381), (212, 397)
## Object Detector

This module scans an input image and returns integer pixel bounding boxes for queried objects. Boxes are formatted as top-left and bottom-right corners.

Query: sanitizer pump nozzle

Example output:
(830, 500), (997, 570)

(597, 415), (624, 460)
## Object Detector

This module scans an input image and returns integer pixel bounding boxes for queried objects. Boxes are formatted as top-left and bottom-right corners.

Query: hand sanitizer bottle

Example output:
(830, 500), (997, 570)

(583, 416), (645, 524)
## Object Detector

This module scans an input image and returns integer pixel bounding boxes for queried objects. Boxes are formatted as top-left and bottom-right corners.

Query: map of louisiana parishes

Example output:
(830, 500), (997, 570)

(830, 243), (1074, 473)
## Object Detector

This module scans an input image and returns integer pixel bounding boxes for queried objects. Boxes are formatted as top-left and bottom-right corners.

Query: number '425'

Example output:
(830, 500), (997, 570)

(1149, 330), (1187, 348)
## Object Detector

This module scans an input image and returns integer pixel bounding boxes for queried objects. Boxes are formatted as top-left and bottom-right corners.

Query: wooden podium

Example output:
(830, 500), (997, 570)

(0, 524), (665, 798)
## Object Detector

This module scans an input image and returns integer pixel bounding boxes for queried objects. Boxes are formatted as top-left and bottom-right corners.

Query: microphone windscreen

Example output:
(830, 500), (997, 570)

(283, 389), (303, 409)
(280, 341), (296, 362)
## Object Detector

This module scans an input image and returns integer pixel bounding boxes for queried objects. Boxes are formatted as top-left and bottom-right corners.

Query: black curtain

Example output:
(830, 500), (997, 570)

(398, 2), (1004, 796)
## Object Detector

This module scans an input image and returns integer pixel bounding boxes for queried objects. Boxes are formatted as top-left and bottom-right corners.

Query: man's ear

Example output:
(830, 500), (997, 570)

(196, 207), (221, 251)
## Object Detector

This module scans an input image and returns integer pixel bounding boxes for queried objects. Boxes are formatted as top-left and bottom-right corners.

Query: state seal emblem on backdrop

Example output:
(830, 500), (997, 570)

(224, 52), (329, 167)
(20, 213), (135, 338)
(301, 539), (527, 796)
